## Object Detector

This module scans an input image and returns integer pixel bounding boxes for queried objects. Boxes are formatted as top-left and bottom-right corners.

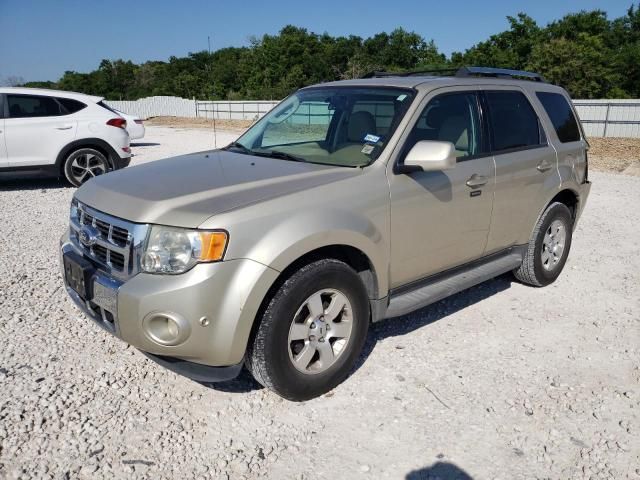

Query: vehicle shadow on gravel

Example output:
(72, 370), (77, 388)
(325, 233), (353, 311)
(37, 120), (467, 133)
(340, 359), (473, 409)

(199, 369), (263, 393)
(0, 176), (72, 191)
(194, 274), (513, 395)
(358, 273), (513, 369)
(406, 461), (474, 479)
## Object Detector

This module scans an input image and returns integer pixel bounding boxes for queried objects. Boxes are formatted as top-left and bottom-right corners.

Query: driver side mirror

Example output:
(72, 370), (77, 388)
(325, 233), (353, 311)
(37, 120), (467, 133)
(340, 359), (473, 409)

(398, 140), (457, 174)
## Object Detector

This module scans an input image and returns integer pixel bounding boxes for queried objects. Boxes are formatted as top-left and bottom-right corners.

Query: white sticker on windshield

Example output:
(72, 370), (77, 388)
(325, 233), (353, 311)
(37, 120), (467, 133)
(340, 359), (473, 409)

(397, 94), (408, 101)
(363, 133), (381, 143)
(361, 144), (375, 155)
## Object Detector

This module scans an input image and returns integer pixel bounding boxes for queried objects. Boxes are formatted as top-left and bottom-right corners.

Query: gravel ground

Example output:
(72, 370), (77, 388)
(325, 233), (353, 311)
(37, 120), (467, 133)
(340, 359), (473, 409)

(0, 126), (639, 480)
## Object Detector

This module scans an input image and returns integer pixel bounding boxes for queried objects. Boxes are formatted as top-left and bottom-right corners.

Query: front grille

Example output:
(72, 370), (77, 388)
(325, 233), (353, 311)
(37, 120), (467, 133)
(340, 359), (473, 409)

(69, 201), (147, 280)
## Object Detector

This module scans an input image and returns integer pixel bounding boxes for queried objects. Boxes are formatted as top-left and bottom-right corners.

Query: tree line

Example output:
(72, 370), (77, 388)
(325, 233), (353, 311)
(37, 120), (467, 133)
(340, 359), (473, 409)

(22, 5), (640, 100)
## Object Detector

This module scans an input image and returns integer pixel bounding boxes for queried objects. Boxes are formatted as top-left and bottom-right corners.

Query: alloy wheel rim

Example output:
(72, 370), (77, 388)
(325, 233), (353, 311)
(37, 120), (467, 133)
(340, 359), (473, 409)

(70, 153), (107, 184)
(541, 219), (567, 271)
(288, 288), (353, 375)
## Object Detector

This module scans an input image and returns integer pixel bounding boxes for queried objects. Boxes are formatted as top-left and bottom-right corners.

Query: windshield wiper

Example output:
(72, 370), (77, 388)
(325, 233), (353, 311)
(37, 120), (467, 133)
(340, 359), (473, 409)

(224, 141), (252, 154)
(224, 143), (308, 163)
(254, 149), (308, 163)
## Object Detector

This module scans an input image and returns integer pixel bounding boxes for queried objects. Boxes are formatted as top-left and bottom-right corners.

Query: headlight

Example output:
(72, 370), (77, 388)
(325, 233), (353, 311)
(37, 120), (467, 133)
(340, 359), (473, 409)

(141, 226), (228, 274)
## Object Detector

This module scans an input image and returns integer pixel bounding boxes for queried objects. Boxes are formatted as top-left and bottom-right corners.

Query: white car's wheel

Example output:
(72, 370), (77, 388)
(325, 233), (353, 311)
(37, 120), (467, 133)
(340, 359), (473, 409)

(63, 148), (110, 187)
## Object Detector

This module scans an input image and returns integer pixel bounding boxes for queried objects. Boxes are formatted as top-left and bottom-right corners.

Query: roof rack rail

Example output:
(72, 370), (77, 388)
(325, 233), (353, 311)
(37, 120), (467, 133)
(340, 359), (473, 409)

(361, 66), (546, 83)
(456, 66), (546, 82)
(361, 68), (458, 79)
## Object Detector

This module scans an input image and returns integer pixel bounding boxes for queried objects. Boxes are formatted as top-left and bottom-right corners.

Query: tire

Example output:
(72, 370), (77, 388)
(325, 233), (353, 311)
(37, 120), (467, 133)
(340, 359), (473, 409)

(514, 202), (573, 287)
(63, 148), (110, 187)
(246, 259), (370, 401)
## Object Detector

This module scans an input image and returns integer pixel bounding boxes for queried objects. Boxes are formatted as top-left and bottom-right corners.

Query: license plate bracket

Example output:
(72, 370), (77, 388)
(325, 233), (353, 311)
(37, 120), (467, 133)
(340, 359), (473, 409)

(63, 251), (95, 300)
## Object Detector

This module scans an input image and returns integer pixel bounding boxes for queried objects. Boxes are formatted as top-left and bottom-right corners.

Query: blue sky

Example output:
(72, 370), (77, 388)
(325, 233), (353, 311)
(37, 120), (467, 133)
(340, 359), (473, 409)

(0, 0), (633, 82)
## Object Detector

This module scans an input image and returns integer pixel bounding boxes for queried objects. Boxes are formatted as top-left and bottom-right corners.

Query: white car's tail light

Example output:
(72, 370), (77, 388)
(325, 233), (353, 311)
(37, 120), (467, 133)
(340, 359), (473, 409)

(106, 118), (127, 129)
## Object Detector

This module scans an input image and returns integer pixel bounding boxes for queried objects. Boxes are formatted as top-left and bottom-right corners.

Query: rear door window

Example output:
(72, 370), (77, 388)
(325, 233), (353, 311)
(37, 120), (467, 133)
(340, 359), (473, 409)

(7, 94), (64, 118)
(485, 91), (543, 153)
(536, 92), (581, 143)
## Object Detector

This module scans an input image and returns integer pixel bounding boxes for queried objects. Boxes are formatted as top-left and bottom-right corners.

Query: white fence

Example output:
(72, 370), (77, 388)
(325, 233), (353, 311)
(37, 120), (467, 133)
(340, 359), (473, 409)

(107, 96), (198, 118)
(195, 101), (279, 121)
(107, 96), (640, 138)
(573, 100), (640, 138)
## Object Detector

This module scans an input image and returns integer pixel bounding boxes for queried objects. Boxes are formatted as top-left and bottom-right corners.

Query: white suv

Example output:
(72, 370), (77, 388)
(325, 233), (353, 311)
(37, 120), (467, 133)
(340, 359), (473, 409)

(0, 87), (132, 186)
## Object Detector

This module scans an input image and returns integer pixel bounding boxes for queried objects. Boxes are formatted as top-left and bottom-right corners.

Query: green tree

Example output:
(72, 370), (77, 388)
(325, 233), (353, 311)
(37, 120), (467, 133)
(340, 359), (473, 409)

(527, 34), (619, 98)
(18, 4), (640, 100)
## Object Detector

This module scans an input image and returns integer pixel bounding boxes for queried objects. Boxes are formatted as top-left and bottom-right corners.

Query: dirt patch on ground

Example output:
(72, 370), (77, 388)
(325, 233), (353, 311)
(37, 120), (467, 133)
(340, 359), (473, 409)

(587, 137), (640, 172)
(145, 116), (254, 132)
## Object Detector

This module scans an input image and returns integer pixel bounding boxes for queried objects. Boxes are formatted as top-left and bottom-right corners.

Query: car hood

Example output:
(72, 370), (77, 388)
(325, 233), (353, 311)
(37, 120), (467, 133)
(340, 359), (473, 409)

(75, 150), (360, 228)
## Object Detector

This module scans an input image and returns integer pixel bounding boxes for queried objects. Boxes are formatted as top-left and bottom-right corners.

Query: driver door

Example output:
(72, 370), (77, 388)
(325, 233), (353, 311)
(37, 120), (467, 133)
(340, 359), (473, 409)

(387, 89), (495, 288)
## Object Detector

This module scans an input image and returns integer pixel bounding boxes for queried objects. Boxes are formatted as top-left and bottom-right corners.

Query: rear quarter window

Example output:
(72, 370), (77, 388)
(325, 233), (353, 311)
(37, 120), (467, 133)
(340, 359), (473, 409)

(57, 97), (87, 114)
(536, 92), (581, 143)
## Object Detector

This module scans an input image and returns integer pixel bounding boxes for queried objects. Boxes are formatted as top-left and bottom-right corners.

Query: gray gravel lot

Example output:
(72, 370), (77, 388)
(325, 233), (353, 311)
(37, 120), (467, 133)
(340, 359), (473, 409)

(0, 126), (639, 479)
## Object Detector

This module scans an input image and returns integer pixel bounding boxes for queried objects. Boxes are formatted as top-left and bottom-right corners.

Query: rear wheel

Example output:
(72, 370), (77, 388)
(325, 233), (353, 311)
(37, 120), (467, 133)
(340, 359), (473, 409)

(63, 148), (110, 187)
(514, 202), (573, 287)
(246, 259), (370, 401)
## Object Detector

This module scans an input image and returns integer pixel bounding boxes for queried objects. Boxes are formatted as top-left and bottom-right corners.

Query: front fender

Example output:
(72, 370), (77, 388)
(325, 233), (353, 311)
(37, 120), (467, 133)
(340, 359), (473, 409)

(226, 207), (389, 298)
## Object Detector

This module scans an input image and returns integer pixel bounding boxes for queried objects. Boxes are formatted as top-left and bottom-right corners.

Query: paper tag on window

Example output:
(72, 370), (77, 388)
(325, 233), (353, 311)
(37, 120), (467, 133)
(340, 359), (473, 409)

(361, 144), (375, 155)
(363, 133), (381, 143)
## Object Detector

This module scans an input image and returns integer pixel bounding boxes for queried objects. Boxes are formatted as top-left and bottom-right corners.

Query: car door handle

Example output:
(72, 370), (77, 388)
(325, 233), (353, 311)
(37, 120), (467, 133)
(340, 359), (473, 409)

(55, 125), (73, 130)
(536, 160), (553, 172)
(466, 174), (488, 188)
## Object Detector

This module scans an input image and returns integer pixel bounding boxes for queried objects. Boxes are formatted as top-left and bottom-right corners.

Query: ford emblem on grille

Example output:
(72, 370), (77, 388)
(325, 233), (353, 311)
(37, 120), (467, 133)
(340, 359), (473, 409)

(79, 225), (99, 247)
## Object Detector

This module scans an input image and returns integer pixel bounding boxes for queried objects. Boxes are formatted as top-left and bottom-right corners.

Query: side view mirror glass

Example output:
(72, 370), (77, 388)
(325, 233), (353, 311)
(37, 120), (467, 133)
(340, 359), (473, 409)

(401, 140), (457, 173)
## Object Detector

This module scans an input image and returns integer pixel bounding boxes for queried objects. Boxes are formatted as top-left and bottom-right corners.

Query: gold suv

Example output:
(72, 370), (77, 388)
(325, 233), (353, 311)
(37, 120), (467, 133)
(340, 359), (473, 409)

(61, 67), (591, 401)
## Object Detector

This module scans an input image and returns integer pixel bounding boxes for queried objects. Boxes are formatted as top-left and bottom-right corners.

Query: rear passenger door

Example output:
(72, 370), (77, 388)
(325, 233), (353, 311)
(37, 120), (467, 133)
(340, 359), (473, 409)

(5, 94), (77, 167)
(482, 88), (559, 253)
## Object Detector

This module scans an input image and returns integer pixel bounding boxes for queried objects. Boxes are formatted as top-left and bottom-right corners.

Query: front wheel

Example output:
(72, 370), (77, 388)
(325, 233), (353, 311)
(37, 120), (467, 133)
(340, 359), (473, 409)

(63, 148), (110, 187)
(246, 259), (370, 401)
(514, 202), (574, 287)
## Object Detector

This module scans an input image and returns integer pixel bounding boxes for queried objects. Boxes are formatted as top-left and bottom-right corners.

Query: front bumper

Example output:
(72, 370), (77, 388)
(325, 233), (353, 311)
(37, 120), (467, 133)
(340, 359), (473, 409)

(60, 232), (280, 378)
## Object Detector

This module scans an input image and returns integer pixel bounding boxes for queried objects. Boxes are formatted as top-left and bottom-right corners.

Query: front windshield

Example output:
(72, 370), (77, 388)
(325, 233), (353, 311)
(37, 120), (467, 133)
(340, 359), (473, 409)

(228, 87), (415, 167)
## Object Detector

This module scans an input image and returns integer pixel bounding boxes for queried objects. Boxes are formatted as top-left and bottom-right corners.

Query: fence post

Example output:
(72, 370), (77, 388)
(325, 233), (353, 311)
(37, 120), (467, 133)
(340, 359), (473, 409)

(603, 103), (611, 137)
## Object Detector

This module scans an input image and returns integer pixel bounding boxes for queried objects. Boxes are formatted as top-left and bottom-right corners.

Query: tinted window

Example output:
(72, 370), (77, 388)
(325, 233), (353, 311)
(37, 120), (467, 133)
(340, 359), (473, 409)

(486, 91), (542, 152)
(7, 95), (64, 118)
(57, 97), (87, 114)
(407, 92), (484, 159)
(536, 92), (581, 143)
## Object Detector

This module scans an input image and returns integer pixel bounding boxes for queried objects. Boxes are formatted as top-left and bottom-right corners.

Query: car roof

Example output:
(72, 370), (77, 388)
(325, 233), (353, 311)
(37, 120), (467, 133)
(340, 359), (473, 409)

(305, 75), (567, 95)
(0, 87), (103, 103)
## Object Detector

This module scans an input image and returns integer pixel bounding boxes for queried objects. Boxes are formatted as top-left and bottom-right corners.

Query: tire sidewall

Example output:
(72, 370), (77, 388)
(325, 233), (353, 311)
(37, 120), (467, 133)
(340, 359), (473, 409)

(261, 261), (369, 400)
(63, 148), (109, 187)
(532, 203), (573, 285)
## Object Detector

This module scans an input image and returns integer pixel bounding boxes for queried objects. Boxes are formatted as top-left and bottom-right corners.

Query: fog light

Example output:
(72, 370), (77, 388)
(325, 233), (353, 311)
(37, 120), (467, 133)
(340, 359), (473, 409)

(142, 311), (191, 346)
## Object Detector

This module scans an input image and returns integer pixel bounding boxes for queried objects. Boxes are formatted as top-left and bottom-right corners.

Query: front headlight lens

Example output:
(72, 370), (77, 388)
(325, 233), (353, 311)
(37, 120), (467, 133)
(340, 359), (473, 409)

(141, 226), (228, 274)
